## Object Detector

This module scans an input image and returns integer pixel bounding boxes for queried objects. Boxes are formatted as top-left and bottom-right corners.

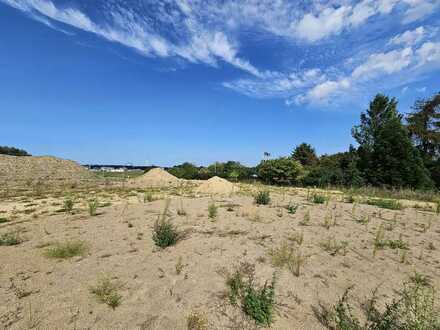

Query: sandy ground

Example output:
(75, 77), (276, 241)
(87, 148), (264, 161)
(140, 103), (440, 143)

(1, 185), (440, 329)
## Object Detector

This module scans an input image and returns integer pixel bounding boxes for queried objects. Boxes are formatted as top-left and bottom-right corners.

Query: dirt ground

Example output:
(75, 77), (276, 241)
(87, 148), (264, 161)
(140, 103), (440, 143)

(1, 183), (439, 329)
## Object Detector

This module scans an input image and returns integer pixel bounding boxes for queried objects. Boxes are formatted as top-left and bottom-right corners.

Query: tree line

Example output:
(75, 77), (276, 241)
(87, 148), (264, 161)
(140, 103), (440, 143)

(168, 92), (440, 190)
(0, 146), (31, 157)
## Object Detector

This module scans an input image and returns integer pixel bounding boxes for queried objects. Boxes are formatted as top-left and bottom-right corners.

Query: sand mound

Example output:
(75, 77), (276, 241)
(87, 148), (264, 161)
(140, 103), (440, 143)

(133, 168), (180, 187)
(196, 176), (236, 195)
(0, 155), (94, 186)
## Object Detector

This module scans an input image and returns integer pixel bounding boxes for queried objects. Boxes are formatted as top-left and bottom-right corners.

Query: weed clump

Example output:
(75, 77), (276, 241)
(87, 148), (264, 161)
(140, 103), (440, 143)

(285, 203), (299, 214)
(268, 241), (306, 277)
(208, 202), (218, 220)
(255, 191), (271, 205)
(226, 263), (276, 326)
(143, 191), (155, 203)
(320, 237), (349, 256)
(0, 231), (22, 246)
(186, 310), (208, 330)
(152, 200), (179, 248)
(374, 227), (409, 254)
(299, 210), (311, 226)
(44, 241), (88, 259)
(319, 275), (440, 330)
(88, 198), (99, 216)
(367, 198), (402, 210)
(63, 195), (75, 214)
(90, 277), (122, 309)
(311, 194), (327, 204)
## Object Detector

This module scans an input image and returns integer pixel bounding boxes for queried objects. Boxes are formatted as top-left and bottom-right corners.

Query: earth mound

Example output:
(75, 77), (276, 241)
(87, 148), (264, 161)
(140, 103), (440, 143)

(196, 176), (236, 195)
(133, 168), (180, 187)
(0, 155), (94, 186)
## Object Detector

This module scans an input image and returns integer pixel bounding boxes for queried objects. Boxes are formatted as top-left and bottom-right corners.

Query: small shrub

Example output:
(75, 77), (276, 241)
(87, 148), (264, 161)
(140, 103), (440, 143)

(255, 191), (271, 205)
(386, 238), (409, 250)
(226, 263), (276, 326)
(345, 195), (356, 203)
(63, 196), (74, 214)
(285, 203), (299, 214)
(208, 202), (218, 219)
(44, 241), (88, 259)
(311, 194), (327, 204)
(367, 198), (402, 210)
(88, 198), (99, 216)
(0, 231), (22, 246)
(320, 275), (440, 330)
(0, 217), (10, 224)
(90, 277), (122, 309)
(152, 200), (179, 248)
(186, 310), (208, 330)
(242, 276), (276, 326)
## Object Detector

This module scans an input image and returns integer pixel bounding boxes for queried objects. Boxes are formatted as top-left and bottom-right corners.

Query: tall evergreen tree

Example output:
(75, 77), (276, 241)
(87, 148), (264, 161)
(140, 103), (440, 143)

(291, 143), (318, 166)
(407, 92), (440, 187)
(352, 94), (432, 189)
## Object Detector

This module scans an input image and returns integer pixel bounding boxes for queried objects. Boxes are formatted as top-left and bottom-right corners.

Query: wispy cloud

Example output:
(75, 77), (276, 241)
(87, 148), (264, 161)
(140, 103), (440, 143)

(2, 0), (440, 107)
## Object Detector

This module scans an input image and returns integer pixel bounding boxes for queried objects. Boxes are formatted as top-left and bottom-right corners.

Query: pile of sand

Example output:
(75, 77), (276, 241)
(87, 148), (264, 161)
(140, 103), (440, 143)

(133, 168), (180, 187)
(196, 176), (236, 195)
(0, 155), (94, 186)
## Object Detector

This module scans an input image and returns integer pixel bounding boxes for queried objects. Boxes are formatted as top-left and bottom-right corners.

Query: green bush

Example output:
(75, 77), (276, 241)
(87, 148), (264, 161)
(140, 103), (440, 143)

(226, 265), (276, 326)
(152, 200), (179, 248)
(88, 198), (99, 216)
(285, 203), (299, 214)
(318, 275), (440, 330)
(311, 194), (327, 204)
(242, 278), (276, 326)
(255, 191), (271, 205)
(257, 157), (303, 185)
(63, 196), (75, 213)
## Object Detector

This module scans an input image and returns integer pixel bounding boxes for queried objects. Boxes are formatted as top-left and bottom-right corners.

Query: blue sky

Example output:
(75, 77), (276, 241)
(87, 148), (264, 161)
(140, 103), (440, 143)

(1, 0), (439, 166)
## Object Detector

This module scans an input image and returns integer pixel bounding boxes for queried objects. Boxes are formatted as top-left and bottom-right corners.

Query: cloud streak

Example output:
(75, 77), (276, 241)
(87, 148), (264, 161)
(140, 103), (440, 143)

(2, 0), (440, 106)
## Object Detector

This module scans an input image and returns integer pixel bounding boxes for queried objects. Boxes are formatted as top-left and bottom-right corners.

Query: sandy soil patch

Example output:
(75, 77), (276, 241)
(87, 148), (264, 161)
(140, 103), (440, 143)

(1, 185), (439, 329)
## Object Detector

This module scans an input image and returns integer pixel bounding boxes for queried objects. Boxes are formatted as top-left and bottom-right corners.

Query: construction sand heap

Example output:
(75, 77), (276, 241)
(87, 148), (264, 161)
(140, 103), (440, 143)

(0, 155), (94, 186)
(133, 168), (180, 187)
(196, 176), (236, 195)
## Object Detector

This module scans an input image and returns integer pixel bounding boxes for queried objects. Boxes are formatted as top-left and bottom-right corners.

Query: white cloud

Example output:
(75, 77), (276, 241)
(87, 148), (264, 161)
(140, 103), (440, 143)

(416, 41), (440, 65)
(3, 0), (440, 107)
(223, 69), (327, 98)
(389, 26), (425, 46)
(295, 6), (350, 42)
(402, 0), (440, 24)
(351, 47), (414, 79)
(2, 0), (263, 76)
(297, 78), (351, 104)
